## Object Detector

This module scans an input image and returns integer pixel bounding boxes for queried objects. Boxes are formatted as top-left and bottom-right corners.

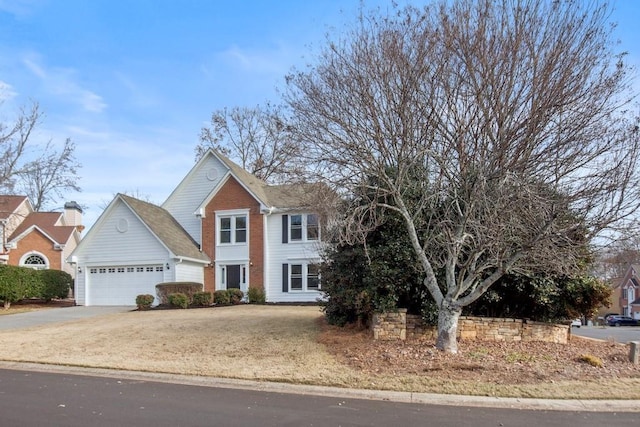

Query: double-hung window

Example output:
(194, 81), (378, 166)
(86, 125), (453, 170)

(218, 214), (247, 244)
(284, 214), (320, 243)
(283, 263), (321, 292)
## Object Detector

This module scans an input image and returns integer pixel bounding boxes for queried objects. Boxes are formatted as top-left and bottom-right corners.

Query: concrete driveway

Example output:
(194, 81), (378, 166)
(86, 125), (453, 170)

(0, 306), (133, 330)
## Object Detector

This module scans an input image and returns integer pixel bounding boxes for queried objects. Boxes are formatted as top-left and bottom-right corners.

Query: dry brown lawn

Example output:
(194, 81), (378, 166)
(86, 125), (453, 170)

(0, 304), (638, 399)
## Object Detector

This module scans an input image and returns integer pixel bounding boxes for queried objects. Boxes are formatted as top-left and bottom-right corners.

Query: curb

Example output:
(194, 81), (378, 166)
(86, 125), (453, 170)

(0, 361), (638, 413)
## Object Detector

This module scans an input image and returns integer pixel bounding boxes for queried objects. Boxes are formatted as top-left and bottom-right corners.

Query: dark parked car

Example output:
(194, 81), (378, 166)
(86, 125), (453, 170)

(606, 315), (639, 327)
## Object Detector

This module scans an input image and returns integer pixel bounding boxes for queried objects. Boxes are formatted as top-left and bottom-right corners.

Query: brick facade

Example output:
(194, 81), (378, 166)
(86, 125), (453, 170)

(201, 176), (264, 293)
(8, 229), (63, 270)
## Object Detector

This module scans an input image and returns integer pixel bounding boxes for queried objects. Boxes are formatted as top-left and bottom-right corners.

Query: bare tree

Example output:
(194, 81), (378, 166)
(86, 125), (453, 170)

(196, 103), (304, 183)
(17, 138), (81, 211)
(594, 237), (640, 280)
(1, 101), (81, 211)
(0, 102), (40, 193)
(286, 0), (640, 353)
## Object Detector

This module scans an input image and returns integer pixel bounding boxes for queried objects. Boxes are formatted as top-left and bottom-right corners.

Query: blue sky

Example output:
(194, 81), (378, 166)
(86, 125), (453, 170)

(1, 1), (639, 231)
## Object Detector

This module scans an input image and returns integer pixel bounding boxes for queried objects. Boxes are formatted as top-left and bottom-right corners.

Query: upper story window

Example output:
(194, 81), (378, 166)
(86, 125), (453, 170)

(218, 213), (248, 245)
(283, 214), (320, 243)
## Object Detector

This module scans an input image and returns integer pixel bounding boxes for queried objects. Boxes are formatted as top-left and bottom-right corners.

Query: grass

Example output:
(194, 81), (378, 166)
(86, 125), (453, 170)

(0, 304), (637, 399)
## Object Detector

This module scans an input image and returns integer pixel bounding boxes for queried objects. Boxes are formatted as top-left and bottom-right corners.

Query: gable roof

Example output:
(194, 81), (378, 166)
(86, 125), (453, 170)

(204, 150), (324, 211)
(119, 194), (210, 263)
(9, 212), (77, 245)
(214, 150), (271, 206)
(0, 195), (30, 220)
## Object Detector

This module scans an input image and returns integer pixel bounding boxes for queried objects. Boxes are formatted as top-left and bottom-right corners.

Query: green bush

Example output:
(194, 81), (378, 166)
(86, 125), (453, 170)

(156, 282), (203, 305)
(247, 286), (266, 304)
(168, 292), (189, 309)
(192, 291), (213, 307)
(228, 288), (244, 304)
(0, 265), (41, 309)
(39, 269), (72, 301)
(214, 290), (230, 305)
(135, 294), (154, 310)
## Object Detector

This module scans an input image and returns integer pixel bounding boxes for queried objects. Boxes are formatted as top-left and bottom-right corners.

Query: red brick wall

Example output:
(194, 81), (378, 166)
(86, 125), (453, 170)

(8, 229), (61, 269)
(201, 176), (264, 293)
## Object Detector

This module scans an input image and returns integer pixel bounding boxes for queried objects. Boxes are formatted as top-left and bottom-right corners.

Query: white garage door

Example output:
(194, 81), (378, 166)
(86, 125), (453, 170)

(87, 265), (164, 306)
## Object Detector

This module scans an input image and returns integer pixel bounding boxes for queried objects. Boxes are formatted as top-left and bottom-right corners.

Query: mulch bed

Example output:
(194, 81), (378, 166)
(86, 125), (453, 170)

(317, 320), (640, 384)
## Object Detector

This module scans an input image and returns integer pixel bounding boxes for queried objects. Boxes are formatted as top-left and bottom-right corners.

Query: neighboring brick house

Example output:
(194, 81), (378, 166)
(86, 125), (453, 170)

(0, 195), (83, 277)
(71, 150), (326, 305)
(617, 265), (640, 320)
(595, 276), (623, 321)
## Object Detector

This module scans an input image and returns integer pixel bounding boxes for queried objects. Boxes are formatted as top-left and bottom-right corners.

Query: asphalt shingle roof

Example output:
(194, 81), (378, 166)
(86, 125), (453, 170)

(9, 212), (76, 244)
(213, 151), (324, 210)
(119, 194), (209, 263)
(0, 195), (28, 221)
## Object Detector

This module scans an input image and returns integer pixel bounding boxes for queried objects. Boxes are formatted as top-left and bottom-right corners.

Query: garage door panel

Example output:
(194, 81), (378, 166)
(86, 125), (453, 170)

(88, 265), (164, 305)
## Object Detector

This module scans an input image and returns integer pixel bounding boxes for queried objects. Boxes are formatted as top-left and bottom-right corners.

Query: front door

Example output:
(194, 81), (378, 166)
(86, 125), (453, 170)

(226, 265), (241, 289)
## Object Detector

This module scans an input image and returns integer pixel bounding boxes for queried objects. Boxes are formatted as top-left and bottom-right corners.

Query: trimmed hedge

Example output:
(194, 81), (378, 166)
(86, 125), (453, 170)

(168, 292), (189, 309)
(39, 269), (72, 301)
(155, 282), (203, 305)
(0, 265), (71, 308)
(247, 286), (266, 304)
(0, 265), (37, 308)
(228, 288), (244, 304)
(214, 290), (230, 305)
(191, 291), (213, 307)
(135, 294), (155, 310)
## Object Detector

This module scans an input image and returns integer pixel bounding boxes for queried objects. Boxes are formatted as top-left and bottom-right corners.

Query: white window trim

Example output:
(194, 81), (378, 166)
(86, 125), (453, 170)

(287, 262), (321, 292)
(288, 214), (320, 243)
(216, 209), (250, 246)
(19, 251), (49, 270)
(217, 262), (249, 293)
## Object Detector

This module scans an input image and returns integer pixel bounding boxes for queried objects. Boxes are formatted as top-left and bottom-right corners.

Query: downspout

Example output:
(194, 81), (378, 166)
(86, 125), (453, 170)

(0, 219), (7, 255)
(263, 206), (275, 302)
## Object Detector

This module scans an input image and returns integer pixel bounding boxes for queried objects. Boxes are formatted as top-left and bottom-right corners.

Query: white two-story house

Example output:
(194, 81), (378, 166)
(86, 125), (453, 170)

(70, 150), (325, 305)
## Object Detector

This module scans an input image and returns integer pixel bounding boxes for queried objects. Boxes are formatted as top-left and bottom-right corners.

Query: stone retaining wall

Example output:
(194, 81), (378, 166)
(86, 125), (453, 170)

(372, 309), (569, 344)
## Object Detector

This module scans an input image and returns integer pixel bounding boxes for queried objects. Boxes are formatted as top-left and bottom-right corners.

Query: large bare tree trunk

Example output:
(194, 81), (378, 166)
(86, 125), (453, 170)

(436, 301), (462, 353)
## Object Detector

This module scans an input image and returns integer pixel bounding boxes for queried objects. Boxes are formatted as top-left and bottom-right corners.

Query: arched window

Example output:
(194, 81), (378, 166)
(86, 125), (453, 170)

(22, 254), (47, 269)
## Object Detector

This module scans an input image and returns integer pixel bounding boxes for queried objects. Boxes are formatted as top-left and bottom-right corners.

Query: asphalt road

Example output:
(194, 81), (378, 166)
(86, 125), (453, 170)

(571, 325), (640, 343)
(0, 369), (637, 427)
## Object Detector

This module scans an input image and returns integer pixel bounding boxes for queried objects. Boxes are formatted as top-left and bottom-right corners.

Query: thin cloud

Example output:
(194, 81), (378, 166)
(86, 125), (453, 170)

(22, 53), (108, 113)
(0, 80), (18, 101)
(114, 71), (161, 108)
(0, 0), (40, 18)
(217, 42), (295, 75)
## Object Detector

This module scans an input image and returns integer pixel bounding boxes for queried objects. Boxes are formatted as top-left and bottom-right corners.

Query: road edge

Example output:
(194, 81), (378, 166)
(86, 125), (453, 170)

(0, 360), (637, 413)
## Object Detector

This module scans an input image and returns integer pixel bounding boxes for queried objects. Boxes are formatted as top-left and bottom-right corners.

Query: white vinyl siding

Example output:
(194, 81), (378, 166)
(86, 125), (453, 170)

(264, 213), (323, 303)
(73, 200), (172, 305)
(78, 202), (167, 263)
(162, 155), (227, 245)
(174, 261), (205, 283)
(75, 268), (86, 304)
